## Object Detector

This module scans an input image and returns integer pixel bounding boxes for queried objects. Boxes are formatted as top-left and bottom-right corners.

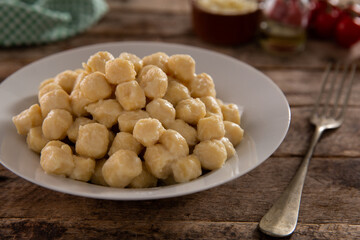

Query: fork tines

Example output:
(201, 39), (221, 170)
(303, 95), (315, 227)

(313, 62), (357, 120)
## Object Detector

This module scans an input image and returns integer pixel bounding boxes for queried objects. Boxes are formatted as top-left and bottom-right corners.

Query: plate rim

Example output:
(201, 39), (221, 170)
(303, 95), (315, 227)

(0, 41), (291, 200)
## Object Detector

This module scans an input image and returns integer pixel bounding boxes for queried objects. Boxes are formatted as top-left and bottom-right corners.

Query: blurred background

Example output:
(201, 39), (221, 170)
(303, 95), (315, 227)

(1, 0), (360, 80)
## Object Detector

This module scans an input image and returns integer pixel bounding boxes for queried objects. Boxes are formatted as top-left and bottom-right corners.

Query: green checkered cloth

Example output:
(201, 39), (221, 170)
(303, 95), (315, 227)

(0, 0), (108, 47)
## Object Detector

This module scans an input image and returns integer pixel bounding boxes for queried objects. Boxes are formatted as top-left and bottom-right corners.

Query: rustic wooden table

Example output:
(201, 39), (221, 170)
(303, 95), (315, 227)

(1, 0), (359, 239)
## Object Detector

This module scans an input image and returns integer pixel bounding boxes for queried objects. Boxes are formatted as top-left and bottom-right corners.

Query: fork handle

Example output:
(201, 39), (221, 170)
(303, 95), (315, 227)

(259, 126), (325, 237)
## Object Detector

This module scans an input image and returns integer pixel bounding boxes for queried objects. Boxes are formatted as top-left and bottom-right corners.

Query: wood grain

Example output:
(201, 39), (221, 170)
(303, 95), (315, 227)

(1, 220), (359, 240)
(1, 157), (359, 223)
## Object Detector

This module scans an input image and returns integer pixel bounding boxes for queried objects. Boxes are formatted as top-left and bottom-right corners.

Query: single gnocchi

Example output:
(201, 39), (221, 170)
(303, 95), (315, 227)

(105, 58), (136, 84)
(167, 54), (195, 82)
(39, 89), (71, 117)
(175, 98), (206, 125)
(85, 99), (123, 128)
(223, 121), (244, 146)
(144, 144), (173, 179)
(172, 155), (202, 183)
(190, 73), (216, 98)
(102, 149), (142, 188)
(221, 103), (241, 125)
(70, 155), (96, 182)
(40, 143), (74, 177)
(220, 137), (236, 159)
(54, 70), (78, 94)
(80, 72), (112, 101)
(146, 98), (175, 127)
(83, 51), (114, 74)
(138, 65), (168, 99)
(193, 139), (227, 170)
(115, 81), (146, 111)
(76, 123), (109, 159)
(200, 96), (223, 119)
(159, 129), (189, 159)
(133, 118), (165, 147)
(42, 109), (73, 140)
(197, 115), (225, 141)
(26, 127), (49, 153)
(163, 80), (191, 106)
(12, 104), (43, 135)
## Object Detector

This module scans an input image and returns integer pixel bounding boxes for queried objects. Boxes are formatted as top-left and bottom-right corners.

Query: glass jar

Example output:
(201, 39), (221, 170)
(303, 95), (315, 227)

(259, 0), (311, 55)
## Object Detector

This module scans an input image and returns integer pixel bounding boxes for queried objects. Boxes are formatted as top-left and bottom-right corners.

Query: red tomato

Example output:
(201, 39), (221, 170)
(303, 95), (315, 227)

(313, 5), (341, 38)
(283, 0), (304, 27)
(335, 16), (360, 48)
(308, 0), (328, 26)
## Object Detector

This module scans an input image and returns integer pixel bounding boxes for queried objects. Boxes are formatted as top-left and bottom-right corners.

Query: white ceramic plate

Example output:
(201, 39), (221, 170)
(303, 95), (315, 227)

(0, 42), (290, 200)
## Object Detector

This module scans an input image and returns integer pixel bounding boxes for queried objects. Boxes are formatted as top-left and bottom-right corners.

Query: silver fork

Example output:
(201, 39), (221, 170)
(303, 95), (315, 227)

(259, 62), (357, 237)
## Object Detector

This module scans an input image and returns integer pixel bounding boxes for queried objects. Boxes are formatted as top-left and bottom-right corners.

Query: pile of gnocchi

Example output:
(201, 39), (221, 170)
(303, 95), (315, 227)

(12, 51), (244, 188)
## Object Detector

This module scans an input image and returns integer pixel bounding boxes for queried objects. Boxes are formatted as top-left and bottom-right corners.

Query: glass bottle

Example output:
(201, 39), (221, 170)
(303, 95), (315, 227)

(259, 0), (310, 55)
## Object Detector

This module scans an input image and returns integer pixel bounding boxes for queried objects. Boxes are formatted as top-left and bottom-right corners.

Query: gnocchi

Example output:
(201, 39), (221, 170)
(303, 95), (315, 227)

(129, 162), (158, 188)
(39, 89), (71, 117)
(26, 127), (49, 153)
(172, 155), (202, 183)
(167, 54), (195, 82)
(115, 81), (146, 111)
(54, 70), (78, 94)
(146, 98), (175, 126)
(163, 80), (191, 106)
(85, 99), (123, 128)
(108, 132), (143, 156)
(193, 139), (227, 170)
(67, 117), (95, 143)
(102, 149), (142, 188)
(13, 51), (245, 189)
(105, 58), (136, 84)
(83, 51), (114, 74)
(70, 155), (96, 182)
(76, 123), (109, 159)
(119, 52), (143, 74)
(138, 65), (168, 99)
(40, 143), (74, 177)
(144, 144), (173, 179)
(197, 115), (225, 141)
(117, 110), (150, 133)
(175, 98), (206, 125)
(190, 73), (216, 98)
(133, 118), (165, 147)
(42, 109), (73, 140)
(13, 104), (43, 135)
(80, 72), (112, 101)
(142, 52), (169, 74)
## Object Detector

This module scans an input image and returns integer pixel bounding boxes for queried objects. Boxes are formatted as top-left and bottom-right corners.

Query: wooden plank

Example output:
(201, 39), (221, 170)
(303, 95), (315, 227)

(274, 107), (360, 157)
(0, 38), (347, 70)
(1, 157), (359, 223)
(0, 219), (359, 240)
(263, 69), (360, 107)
